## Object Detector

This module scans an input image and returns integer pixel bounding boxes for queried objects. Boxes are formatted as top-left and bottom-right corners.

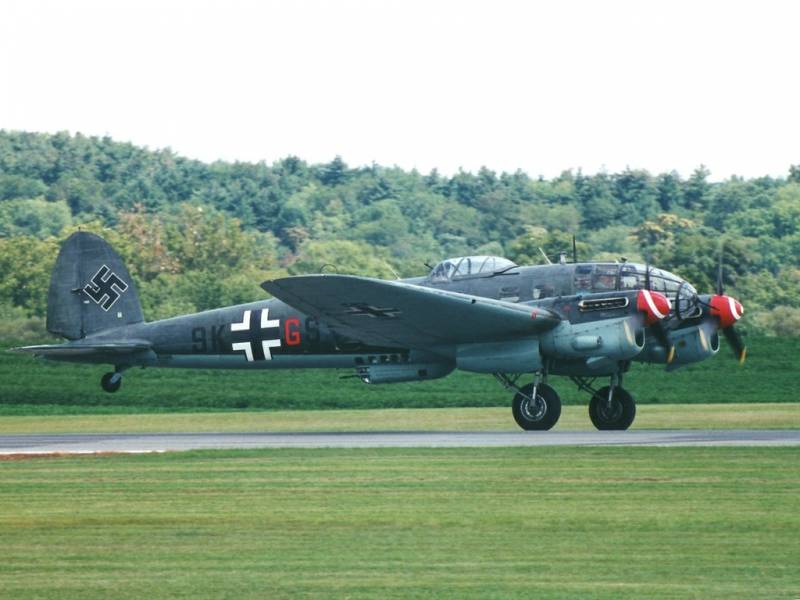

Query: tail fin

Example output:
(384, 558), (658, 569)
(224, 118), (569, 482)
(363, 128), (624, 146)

(47, 232), (144, 340)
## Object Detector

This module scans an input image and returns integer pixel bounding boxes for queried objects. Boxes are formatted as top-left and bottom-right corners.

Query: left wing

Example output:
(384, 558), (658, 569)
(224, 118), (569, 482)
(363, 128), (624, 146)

(262, 275), (560, 349)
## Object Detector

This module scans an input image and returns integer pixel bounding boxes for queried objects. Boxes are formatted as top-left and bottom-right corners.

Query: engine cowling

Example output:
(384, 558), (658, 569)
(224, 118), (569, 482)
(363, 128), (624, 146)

(666, 323), (720, 368)
(539, 316), (645, 361)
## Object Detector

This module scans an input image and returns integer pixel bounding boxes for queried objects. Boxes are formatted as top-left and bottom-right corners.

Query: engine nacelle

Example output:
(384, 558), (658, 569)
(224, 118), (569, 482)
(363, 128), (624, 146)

(357, 362), (454, 384)
(539, 317), (645, 361)
(667, 323), (720, 368)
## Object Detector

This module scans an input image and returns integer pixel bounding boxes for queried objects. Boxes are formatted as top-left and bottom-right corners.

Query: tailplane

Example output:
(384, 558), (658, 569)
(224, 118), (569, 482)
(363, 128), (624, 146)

(47, 232), (144, 339)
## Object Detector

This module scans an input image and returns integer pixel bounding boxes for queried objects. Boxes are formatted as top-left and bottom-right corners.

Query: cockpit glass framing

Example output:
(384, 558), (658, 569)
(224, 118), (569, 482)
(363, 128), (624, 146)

(576, 263), (691, 300)
(620, 264), (694, 303)
(429, 255), (516, 282)
(593, 264), (617, 291)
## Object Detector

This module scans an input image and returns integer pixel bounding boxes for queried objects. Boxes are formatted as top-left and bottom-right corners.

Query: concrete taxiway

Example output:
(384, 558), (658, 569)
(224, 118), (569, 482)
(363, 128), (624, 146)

(1, 430), (799, 454)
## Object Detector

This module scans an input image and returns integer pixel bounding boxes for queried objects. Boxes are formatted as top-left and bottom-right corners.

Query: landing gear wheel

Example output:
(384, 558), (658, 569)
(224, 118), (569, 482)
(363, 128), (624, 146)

(101, 372), (122, 393)
(589, 386), (635, 430)
(512, 383), (561, 431)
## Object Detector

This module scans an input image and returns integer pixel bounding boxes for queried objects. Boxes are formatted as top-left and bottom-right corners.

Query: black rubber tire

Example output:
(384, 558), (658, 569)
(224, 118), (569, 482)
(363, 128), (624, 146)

(589, 386), (636, 430)
(101, 372), (122, 393)
(512, 382), (561, 431)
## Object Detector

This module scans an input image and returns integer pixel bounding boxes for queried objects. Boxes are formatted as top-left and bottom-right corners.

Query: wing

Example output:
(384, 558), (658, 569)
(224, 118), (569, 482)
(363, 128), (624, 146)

(262, 275), (560, 348)
(11, 341), (152, 358)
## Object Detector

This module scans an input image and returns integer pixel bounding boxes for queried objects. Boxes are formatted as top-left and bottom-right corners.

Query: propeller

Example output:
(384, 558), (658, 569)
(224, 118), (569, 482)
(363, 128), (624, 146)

(661, 243), (745, 364)
(709, 293), (746, 363)
(641, 259), (675, 362)
(709, 243), (747, 364)
(651, 320), (675, 363)
(637, 289), (676, 363)
(723, 326), (747, 364)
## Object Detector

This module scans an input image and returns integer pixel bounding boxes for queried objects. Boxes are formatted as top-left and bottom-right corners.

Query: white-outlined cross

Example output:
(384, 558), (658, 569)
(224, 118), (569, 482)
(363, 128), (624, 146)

(230, 309), (281, 361)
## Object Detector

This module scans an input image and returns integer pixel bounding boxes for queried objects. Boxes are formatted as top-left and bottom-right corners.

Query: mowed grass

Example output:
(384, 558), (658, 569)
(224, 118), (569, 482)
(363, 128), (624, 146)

(2, 335), (799, 414)
(0, 447), (798, 599)
(1, 403), (799, 434)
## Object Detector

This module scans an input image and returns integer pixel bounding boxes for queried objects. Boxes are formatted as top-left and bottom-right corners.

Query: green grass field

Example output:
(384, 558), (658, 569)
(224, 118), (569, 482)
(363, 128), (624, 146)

(1, 335), (798, 415)
(1, 447), (798, 599)
(1, 403), (799, 434)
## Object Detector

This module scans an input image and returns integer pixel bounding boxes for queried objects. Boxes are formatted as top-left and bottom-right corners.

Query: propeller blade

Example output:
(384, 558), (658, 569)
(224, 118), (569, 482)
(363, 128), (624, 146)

(716, 243), (724, 296)
(644, 263), (651, 290)
(572, 235), (578, 264)
(723, 326), (746, 365)
(651, 321), (675, 363)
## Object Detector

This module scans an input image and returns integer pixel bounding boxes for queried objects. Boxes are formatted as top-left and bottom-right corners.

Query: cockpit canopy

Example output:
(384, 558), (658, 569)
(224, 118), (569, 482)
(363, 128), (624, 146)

(574, 262), (697, 302)
(429, 255), (517, 282)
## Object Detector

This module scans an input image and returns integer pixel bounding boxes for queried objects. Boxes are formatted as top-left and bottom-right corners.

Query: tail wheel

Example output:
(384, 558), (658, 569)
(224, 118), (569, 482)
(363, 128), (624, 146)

(512, 383), (561, 431)
(101, 372), (122, 393)
(589, 386), (635, 430)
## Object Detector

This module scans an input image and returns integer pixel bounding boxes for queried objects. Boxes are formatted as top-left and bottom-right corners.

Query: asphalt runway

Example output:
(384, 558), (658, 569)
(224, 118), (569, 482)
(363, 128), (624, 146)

(1, 430), (799, 454)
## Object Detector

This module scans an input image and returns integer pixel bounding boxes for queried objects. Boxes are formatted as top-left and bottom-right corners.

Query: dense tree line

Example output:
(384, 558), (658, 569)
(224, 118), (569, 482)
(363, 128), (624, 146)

(0, 130), (798, 338)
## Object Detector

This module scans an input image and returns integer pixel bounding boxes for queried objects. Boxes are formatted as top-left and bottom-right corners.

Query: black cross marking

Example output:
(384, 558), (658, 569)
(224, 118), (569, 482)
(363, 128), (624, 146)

(229, 309), (281, 361)
(342, 303), (402, 319)
(83, 265), (128, 311)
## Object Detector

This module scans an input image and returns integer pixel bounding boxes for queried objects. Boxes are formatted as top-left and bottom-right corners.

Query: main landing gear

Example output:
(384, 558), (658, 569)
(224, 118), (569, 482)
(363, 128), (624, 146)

(494, 373), (562, 430)
(495, 371), (637, 431)
(100, 367), (126, 393)
(571, 375), (636, 430)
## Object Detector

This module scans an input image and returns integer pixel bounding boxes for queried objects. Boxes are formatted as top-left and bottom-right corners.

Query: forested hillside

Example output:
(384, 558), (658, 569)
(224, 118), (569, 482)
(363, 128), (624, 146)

(1, 130), (798, 338)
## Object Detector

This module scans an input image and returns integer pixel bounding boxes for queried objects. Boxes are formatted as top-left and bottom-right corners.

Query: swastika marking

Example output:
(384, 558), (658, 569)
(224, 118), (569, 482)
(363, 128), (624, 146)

(83, 265), (128, 311)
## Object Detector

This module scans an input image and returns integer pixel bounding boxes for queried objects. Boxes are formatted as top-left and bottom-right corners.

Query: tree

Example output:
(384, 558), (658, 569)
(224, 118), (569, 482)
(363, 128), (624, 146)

(290, 240), (397, 278)
(317, 156), (349, 186)
(0, 236), (59, 316)
(613, 168), (659, 224)
(0, 174), (48, 200)
(507, 226), (591, 265)
(634, 213), (696, 247)
(771, 184), (800, 237)
(0, 198), (72, 238)
(655, 172), (683, 211)
(683, 165), (711, 210)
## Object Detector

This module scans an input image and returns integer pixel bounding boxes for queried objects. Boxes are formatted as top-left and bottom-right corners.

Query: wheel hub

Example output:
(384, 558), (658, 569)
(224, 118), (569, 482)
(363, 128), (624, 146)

(599, 398), (623, 422)
(521, 395), (547, 421)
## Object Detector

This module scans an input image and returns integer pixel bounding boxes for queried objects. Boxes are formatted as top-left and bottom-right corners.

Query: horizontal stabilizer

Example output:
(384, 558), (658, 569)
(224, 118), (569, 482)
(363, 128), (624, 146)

(262, 275), (560, 348)
(11, 340), (151, 358)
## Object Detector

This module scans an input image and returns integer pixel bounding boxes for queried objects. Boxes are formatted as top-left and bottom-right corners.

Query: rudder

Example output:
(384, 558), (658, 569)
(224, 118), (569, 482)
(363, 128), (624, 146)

(47, 232), (144, 339)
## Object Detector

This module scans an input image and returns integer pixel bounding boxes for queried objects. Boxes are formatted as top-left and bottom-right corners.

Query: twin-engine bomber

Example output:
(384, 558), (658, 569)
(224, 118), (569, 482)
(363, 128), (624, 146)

(15, 232), (746, 431)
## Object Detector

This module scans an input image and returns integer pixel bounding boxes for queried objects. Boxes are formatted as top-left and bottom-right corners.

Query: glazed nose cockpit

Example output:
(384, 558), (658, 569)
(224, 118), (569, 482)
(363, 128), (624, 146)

(572, 262), (746, 364)
(573, 262), (696, 307)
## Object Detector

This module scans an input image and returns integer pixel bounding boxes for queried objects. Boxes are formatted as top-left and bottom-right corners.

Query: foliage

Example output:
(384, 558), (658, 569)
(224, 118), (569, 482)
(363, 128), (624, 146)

(290, 239), (399, 278)
(0, 130), (798, 332)
(0, 198), (71, 238)
(0, 304), (50, 342)
(0, 236), (59, 316)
